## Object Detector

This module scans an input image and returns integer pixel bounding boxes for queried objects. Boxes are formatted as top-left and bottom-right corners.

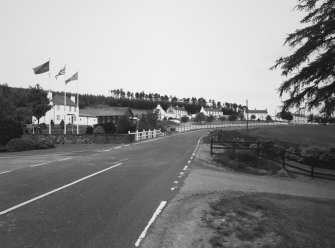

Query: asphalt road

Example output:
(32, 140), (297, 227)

(0, 130), (206, 248)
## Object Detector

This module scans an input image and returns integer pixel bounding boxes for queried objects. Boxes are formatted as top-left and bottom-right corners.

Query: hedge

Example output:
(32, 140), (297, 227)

(0, 119), (24, 145)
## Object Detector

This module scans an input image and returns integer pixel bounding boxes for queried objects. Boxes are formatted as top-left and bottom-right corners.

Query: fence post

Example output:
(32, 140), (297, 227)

(210, 138), (213, 156)
(282, 150), (286, 169)
(257, 141), (260, 157)
(136, 130), (138, 141)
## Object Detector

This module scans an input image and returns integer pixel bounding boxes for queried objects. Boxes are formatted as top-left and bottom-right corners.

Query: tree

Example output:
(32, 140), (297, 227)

(0, 84), (16, 121)
(27, 84), (51, 125)
(194, 113), (206, 123)
(250, 114), (256, 120)
(228, 114), (238, 121)
(206, 115), (215, 122)
(266, 115), (273, 121)
(280, 111), (293, 121)
(271, 0), (335, 117)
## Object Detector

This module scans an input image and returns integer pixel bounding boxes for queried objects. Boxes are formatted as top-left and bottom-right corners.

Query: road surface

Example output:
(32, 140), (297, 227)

(0, 130), (206, 248)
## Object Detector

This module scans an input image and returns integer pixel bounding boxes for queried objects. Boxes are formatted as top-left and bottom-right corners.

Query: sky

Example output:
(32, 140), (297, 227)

(0, 0), (305, 116)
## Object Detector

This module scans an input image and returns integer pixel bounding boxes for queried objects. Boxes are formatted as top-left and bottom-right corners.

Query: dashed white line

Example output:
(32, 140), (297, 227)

(170, 187), (177, 191)
(0, 163), (123, 216)
(187, 160), (191, 164)
(173, 181), (178, 184)
(183, 166), (188, 171)
(135, 201), (167, 247)
(30, 162), (50, 168)
(0, 170), (12, 175)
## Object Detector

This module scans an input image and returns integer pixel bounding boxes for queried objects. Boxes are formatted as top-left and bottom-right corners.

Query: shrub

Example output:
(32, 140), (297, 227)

(39, 123), (48, 130)
(59, 119), (65, 130)
(0, 119), (24, 145)
(95, 123), (116, 134)
(86, 126), (94, 134)
(5, 138), (54, 152)
(181, 116), (189, 123)
(93, 126), (105, 134)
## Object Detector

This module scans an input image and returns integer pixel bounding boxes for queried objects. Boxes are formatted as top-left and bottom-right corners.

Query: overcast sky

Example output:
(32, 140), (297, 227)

(0, 0), (304, 115)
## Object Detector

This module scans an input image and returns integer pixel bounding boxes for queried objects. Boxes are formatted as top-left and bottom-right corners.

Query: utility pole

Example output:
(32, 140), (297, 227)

(246, 99), (249, 133)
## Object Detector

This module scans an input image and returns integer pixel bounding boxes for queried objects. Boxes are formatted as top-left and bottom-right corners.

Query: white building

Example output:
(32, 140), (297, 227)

(244, 108), (268, 120)
(166, 105), (188, 120)
(200, 107), (223, 118)
(154, 104), (167, 120)
(32, 93), (97, 126)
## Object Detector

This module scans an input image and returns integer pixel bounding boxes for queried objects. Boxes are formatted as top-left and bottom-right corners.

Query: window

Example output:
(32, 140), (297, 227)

(74, 116), (76, 122)
(56, 115), (60, 121)
(57, 105), (60, 110)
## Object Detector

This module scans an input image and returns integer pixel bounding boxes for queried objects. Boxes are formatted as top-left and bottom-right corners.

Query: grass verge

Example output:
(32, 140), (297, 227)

(203, 193), (335, 248)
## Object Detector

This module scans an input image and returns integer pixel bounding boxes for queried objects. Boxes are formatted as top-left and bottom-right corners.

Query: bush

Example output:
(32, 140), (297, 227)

(85, 126), (94, 134)
(5, 138), (54, 152)
(95, 123), (116, 134)
(181, 116), (189, 123)
(59, 119), (65, 130)
(0, 119), (24, 145)
(93, 126), (105, 134)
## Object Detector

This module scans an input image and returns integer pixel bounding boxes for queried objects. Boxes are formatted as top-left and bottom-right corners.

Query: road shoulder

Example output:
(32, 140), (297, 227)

(141, 143), (335, 248)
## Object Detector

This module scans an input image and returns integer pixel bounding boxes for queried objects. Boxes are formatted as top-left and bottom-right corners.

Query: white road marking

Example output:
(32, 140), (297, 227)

(174, 181), (178, 184)
(183, 166), (188, 171)
(30, 157), (72, 168)
(135, 201), (167, 247)
(0, 170), (12, 175)
(30, 162), (50, 168)
(187, 160), (191, 164)
(170, 187), (177, 191)
(0, 163), (123, 216)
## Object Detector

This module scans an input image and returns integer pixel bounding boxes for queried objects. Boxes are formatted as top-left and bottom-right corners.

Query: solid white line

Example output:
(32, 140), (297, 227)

(135, 201), (167, 247)
(0, 170), (12, 175)
(0, 163), (123, 216)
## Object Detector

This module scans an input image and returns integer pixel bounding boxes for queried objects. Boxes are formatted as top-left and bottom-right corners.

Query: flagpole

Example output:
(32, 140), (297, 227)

(64, 69), (67, 135)
(76, 71), (79, 135)
(48, 58), (52, 135)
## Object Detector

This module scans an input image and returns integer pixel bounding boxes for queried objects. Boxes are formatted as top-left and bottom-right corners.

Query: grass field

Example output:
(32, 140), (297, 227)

(243, 125), (335, 147)
(205, 193), (335, 248)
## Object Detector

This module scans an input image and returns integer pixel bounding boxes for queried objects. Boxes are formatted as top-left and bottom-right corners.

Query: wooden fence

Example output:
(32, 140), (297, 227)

(128, 129), (165, 141)
(210, 138), (335, 181)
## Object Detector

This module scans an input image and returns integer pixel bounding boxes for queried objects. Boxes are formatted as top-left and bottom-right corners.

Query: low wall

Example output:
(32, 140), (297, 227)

(23, 133), (134, 145)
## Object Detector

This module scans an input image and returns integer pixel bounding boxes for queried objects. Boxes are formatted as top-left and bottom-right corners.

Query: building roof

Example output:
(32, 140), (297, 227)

(52, 94), (76, 107)
(246, 109), (268, 114)
(168, 105), (187, 112)
(131, 108), (153, 117)
(80, 106), (133, 117)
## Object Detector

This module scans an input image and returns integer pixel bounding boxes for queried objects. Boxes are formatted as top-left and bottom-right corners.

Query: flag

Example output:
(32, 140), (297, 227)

(65, 72), (78, 84)
(55, 66), (66, 79)
(33, 61), (49, 74)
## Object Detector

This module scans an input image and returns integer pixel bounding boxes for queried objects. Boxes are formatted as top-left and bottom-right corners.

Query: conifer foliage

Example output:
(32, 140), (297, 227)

(272, 0), (335, 117)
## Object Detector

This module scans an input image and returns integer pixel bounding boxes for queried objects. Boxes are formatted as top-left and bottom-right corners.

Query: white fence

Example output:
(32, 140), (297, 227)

(128, 129), (166, 141)
(176, 121), (288, 132)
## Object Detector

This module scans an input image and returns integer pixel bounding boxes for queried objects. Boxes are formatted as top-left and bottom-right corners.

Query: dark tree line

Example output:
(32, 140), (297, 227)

(2, 86), (245, 123)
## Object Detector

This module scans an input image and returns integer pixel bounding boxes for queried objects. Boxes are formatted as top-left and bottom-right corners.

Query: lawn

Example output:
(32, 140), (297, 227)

(244, 125), (335, 147)
(204, 193), (335, 248)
